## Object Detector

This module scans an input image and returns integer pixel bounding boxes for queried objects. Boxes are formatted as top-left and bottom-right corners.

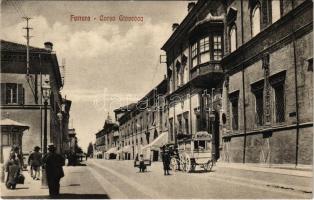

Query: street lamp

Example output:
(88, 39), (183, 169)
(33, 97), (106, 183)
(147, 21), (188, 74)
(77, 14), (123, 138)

(41, 79), (51, 187)
(210, 88), (216, 161)
(57, 112), (63, 154)
(42, 80), (51, 154)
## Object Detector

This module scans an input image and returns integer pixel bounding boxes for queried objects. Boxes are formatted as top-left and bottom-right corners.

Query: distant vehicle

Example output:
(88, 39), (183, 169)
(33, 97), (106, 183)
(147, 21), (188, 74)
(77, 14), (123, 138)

(168, 131), (215, 173)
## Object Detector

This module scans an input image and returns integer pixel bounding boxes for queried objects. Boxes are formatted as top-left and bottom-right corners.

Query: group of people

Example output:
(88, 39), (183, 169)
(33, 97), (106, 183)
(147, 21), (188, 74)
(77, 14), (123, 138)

(134, 146), (172, 176)
(4, 144), (65, 197)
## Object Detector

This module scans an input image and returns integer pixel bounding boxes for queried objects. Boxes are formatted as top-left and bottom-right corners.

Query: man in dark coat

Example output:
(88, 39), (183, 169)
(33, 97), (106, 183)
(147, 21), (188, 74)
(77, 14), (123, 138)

(28, 146), (42, 180)
(42, 144), (65, 197)
(161, 147), (171, 176)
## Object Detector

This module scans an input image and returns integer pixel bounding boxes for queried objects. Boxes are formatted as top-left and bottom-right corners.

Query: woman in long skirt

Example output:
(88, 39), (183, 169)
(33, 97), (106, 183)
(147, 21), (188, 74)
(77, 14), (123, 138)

(5, 153), (21, 189)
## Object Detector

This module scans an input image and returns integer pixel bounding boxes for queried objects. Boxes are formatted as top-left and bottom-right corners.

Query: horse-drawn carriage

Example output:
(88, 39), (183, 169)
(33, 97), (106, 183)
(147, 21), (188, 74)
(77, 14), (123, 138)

(167, 131), (215, 173)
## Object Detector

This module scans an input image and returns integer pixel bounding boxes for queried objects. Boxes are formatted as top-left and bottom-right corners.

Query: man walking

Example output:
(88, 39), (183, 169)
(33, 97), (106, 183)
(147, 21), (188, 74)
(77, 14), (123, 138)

(42, 144), (65, 197)
(161, 147), (171, 176)
(28, 146), (42, 180)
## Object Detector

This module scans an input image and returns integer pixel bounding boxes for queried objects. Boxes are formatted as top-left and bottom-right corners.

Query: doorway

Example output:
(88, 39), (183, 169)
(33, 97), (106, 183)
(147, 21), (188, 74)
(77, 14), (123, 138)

(152, 150), (159, 161)
(211, 111), (220, 161)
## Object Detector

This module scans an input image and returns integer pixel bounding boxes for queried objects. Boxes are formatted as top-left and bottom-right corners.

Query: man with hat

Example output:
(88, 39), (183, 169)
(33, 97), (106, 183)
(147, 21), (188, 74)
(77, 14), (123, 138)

(161, 146), (171, 176)
(28, 146), (42, 180)
(42, 143), (65, 197)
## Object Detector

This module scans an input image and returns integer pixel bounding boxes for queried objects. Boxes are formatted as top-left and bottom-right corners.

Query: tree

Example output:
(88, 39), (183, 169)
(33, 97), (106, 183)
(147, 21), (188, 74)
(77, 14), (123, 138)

(87, 142), (94, 157)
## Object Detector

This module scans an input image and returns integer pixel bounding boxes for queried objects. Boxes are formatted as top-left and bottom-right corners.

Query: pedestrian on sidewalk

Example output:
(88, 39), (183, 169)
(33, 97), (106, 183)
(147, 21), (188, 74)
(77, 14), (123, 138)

(139, 154), (146, 172)
(28, 146), (42, 180)
(5, 153), (21, 189)
(161, 147), (171, 176)
(10, 146), (24, 169)
(42, 143), (65, 197)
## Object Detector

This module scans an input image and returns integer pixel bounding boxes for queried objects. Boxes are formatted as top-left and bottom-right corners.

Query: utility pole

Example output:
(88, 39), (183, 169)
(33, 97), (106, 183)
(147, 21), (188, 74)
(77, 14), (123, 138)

(23, 17), (32, 77)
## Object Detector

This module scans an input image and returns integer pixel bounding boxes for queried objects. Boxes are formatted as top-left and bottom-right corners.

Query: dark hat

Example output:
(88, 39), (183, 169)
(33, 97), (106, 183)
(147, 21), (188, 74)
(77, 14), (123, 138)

(12, 145), (19, 151)
(48, 143), (56, 150)
(34, 146), (40, 151)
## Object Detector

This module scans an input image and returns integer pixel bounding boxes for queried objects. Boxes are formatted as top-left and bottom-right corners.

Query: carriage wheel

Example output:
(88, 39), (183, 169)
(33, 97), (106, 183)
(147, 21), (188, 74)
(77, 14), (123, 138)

(185, 158), (191, 173)
(180, 159), (186, 172)
(179, 155), (185, 171)
(204, 160), (214, 172)
(170, 158), (178, 171)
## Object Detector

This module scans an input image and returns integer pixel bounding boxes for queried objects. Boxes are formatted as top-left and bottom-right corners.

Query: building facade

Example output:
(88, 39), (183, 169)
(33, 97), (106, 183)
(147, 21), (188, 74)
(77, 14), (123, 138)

(161, 0), (312, 165)
(220, 0), (313, 165)
(95, 114), (119, 159)
(161, 1), (226, 161)
(0, 40), (70, 156)
(114, 79), (168, 161)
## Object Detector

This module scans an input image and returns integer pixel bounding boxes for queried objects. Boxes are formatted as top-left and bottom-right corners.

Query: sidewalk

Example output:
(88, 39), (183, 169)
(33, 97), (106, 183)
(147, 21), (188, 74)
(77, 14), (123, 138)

(214, 162), (312, 194)
(1, 163), (109, 199)
(216, 162), (312, 177)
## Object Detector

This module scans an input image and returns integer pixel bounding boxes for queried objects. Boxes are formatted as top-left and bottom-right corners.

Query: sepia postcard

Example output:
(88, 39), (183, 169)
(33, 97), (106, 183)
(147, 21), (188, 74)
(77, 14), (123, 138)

(0, 0), (313, 199)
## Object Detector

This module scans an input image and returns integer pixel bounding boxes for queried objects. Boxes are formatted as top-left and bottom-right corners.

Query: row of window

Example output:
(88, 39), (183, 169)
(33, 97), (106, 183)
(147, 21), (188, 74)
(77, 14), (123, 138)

(170, 34), (223, 93)
(1, 132), (22, 146)
(191, 34), (223, 67)
(119, 108), (165, 137)
(229, 0), (282, 53)
(1, 83), (25, 105)
(229, 77), (285, 130)
(121, 130), (159, 147)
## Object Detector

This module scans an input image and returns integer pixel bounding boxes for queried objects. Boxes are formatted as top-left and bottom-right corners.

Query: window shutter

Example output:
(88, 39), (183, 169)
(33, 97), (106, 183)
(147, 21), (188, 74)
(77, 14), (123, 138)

(1, 83), (6, 105)
(18, 84), (24, 105)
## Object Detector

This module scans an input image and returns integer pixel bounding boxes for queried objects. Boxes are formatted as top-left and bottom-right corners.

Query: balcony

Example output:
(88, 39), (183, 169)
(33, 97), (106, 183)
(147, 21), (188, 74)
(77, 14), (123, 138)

(190, 61), (224, 87)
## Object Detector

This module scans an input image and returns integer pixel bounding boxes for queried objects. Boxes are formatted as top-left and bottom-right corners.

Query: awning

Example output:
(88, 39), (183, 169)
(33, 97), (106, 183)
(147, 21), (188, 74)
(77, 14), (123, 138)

(142, 131), (168, 151)
(122, 145), (131, 153)
(105, 147), (117, 154)
(0, 118), (29, 132)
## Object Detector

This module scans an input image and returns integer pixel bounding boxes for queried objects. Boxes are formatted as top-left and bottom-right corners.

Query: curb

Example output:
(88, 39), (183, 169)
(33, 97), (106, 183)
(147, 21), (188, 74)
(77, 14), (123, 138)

(216, 163), (313, 178)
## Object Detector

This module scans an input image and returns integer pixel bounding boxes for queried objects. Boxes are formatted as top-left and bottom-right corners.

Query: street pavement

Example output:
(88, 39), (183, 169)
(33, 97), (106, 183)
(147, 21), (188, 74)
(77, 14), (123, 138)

(1, 159), (312, 199)
(1, 163), (109, 199)
(87, 159), (312, 199)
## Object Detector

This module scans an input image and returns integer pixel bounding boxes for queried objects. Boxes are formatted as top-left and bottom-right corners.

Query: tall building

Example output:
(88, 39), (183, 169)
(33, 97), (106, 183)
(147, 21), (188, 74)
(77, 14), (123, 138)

(161, 1), (225, 161)
(220, 0), (313, 165)
(161, 0), (312, 165)
(0, 40), (70, 157)
(95, 114), (119, 159)
(114, 79), (168, 161)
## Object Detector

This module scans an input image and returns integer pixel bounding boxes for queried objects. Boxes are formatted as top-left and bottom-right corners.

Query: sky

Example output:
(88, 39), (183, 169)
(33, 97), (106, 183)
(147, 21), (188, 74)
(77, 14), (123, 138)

(1, 0), (190, 151)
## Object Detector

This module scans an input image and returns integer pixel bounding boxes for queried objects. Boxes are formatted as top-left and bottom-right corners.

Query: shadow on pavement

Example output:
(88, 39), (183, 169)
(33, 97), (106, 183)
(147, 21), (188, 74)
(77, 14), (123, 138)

(135, 171), (152, 173)
(67, 163), (87, 167)
(2, 193), (110, 199)
(61, 183), (81, 187)
(11, 187), (30, 190)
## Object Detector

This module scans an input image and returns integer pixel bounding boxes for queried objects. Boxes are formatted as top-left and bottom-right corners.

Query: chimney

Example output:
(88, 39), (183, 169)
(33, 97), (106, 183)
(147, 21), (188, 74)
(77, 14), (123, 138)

(44, 42), (53, 51)
(172, 23), (179, 31)
(188, 2), (196, 12)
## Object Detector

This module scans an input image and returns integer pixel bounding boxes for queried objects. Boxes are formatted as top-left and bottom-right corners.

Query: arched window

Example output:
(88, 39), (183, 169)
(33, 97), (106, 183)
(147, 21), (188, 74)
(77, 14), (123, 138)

(180, 66), (184, 85)
(229, 24), (237, 52)
(176, 61), (181, 87)
(271, 0), (281, 23)
(252, 4), (261, 37)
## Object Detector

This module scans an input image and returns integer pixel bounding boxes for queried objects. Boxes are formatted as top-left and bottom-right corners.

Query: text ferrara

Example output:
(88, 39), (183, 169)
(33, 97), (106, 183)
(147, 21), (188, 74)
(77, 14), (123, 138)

(70, 15), (144, 22)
